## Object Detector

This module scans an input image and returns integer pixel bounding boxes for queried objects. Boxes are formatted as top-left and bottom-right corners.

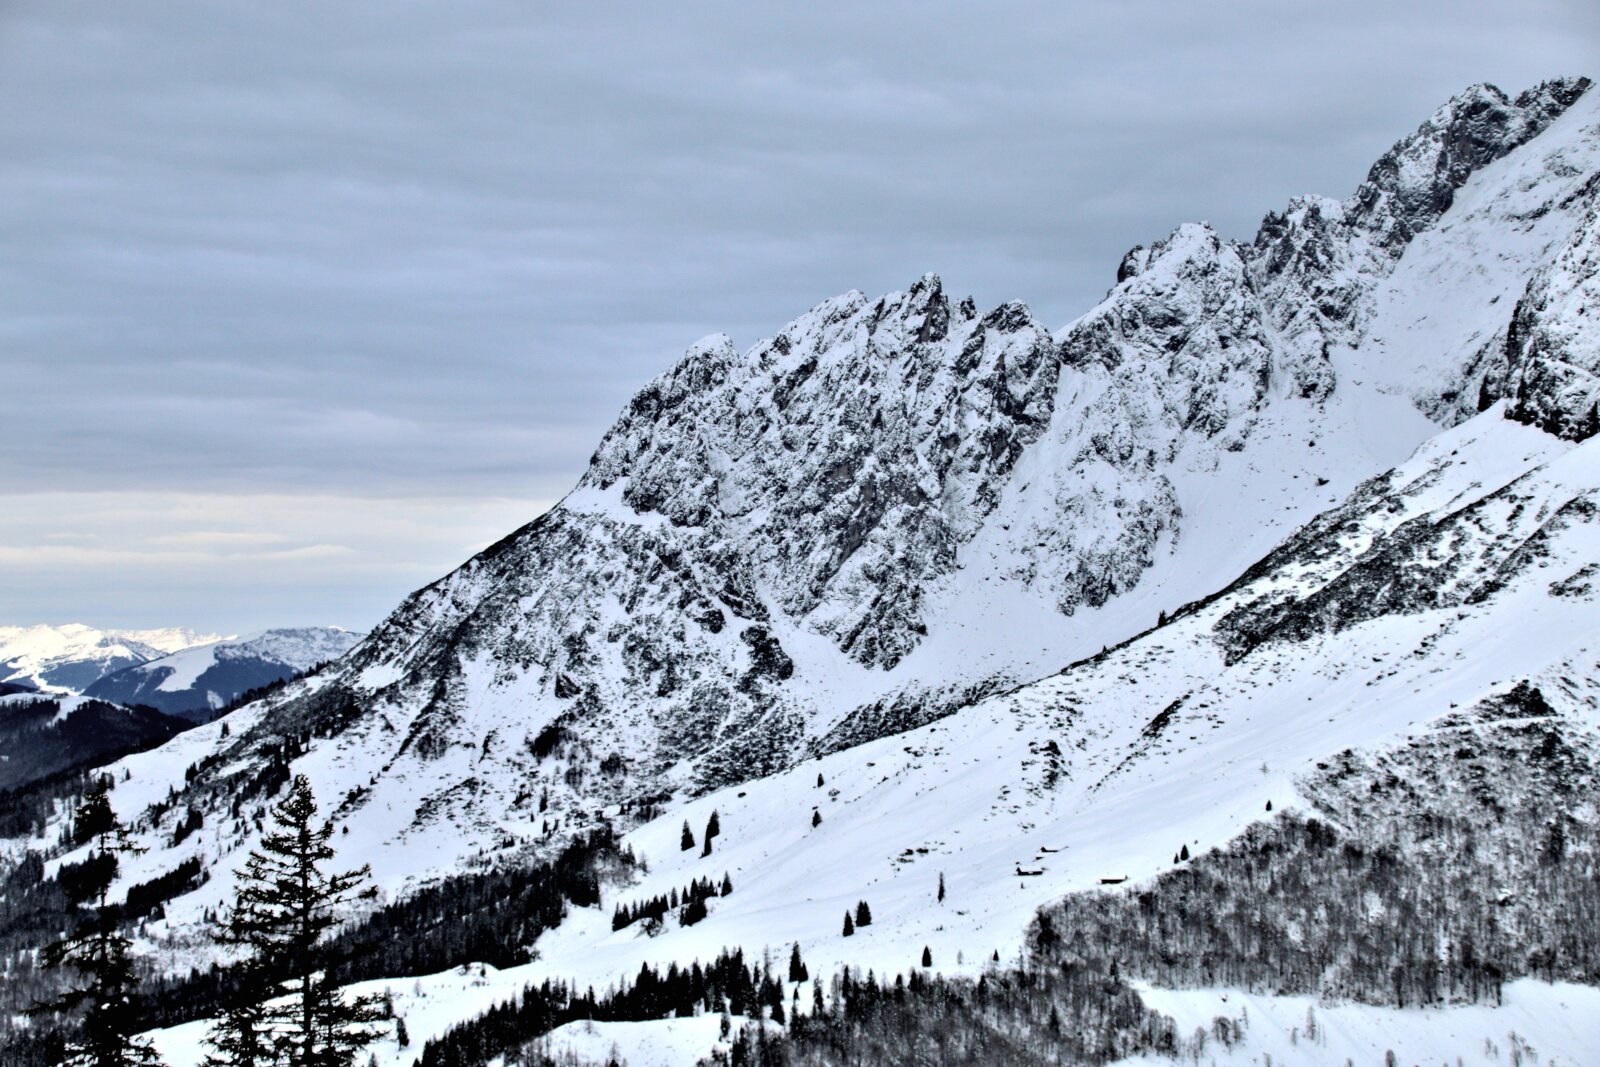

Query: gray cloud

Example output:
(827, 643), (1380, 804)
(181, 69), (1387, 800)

(0, 0), (1594, 627)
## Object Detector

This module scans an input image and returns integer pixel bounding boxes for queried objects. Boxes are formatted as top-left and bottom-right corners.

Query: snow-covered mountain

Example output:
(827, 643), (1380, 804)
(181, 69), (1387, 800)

(156, 75), (1597, 858)
(84, 627), (363, 722)
(5, 77), (1600, 1067)
(0, 624), (223, 694)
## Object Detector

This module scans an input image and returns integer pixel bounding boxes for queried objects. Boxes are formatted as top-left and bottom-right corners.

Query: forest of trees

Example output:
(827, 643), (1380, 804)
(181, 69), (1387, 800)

(416, 947), (806, 1067)
(1, 776), (641, 1066)
(1033, 688), (1599, 1007)
(111, 825), (639, 1045)
(706, 688), (1600, 1066)
(610, 874), (730, 932)
(713, 961), (1180, 1067)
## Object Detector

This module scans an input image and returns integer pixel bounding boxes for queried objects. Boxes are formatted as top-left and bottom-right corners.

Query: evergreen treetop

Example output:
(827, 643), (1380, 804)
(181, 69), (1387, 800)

(208, 774), (385, 1067)
(36, 782), (167, 1067)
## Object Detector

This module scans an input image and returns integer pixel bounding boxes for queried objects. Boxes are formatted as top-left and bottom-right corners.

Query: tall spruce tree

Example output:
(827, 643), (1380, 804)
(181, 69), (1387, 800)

(209, 775), (385, 1066)
(787, 943), (808, 983)
(35, 782), (167, 1067)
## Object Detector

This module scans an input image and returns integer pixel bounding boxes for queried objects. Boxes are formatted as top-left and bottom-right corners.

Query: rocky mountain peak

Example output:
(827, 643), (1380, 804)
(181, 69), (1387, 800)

(1348, 77), (1591, 254)
(584, 275), (1061, 669)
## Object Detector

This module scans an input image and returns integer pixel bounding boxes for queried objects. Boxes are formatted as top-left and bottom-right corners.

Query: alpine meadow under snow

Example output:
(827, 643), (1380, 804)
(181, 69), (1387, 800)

(4, 77), (1600, 1067)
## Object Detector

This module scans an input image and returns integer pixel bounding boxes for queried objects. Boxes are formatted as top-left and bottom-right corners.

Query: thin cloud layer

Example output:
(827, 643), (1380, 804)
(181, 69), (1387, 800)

(0, 491), (546, 632)
(1, 0), (1594, 627)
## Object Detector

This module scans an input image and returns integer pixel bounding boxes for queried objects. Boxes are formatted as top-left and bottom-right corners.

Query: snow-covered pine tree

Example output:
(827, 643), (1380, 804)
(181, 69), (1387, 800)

(209, 775), (386, 1066)
(35, 782), (167, 1067)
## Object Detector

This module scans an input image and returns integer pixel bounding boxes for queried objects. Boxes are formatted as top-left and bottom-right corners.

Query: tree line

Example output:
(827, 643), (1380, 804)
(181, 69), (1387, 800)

(610, 874), (731, 933)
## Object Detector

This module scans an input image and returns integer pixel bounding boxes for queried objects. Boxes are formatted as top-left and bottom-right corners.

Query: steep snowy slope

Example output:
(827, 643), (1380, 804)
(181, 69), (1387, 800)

(135, 405), (1600, 1067)
(0, 624), (223, 693)
(85, 627), (362, 721)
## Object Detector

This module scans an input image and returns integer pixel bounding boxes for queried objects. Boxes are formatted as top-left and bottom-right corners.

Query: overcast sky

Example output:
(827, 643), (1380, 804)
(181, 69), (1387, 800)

(2, 1), (1595, 635)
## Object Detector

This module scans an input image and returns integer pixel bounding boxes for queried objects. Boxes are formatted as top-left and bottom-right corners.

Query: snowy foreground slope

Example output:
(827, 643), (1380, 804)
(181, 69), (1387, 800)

(8, 78), (1600, 1064)
(141, 407), (1600, 1062)
(84, 627), (362, 721)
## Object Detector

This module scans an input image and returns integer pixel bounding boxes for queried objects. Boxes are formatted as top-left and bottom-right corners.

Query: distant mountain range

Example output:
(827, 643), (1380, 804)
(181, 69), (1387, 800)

(0, 623), (222, 693)
(84, 627), (364, 721)
(0, 625), (362, 795)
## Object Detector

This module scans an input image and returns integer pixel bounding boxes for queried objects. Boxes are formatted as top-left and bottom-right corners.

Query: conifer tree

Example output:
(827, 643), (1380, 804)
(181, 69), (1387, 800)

(35, 782), (167, 1067)
(854, 900), (872, 927)
(811, 809), (822, 828)
(937, 872), (945, 903)
(210, 775), (386, 1066)
(680, 820), (695, 851)
(842, 911), (854, 937)
(788, 943), (808, 983)
(921, 946), (933, 967)
(700, 810), (720, 857)
(721, 872), (733, 896)
(201, 966), (272, 1067)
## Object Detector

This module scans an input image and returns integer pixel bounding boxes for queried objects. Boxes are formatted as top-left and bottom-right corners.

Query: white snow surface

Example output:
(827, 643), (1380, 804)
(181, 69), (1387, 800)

(116, 74), (1598, 895)
(138, 406), (1600, 1065)
(1119, 981), (1600, 1067)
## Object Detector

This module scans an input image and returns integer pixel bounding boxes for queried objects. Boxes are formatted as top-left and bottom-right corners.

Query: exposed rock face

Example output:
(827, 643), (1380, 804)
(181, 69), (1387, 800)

(1349, 79), (1590, 254)
(1247, 77), (1595, 412)
(1503, 194), (1600, 440)
(1211, 444), (1599, 664)
(584, 276), (1062, 669)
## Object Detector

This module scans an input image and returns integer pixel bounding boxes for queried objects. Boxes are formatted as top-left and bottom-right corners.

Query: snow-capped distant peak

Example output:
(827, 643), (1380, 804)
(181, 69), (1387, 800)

(84, 626), (364, 721)
(0, 623), (225, 694)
